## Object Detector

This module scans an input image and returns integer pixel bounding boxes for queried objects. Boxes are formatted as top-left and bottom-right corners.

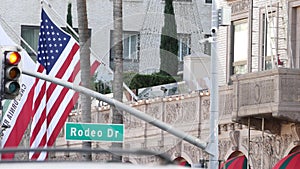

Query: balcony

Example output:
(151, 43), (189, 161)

(231, 68), (300, 134)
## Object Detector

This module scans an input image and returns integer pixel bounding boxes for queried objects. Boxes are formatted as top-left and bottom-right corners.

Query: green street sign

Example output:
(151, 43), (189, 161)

(65, 122), (124, 142)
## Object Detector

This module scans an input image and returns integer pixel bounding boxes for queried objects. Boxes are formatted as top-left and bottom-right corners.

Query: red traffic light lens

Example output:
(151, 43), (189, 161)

(6, 51), (21, 65)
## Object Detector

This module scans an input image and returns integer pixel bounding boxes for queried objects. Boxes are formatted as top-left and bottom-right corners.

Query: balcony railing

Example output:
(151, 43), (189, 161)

(231, 68), (300, 134)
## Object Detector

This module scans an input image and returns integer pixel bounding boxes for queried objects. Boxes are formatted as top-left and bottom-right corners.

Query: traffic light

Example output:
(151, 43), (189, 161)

(1, 46), (21, 99)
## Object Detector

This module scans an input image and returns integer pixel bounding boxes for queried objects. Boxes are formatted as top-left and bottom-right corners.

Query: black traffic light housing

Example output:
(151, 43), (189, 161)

(1, 46), (22, 100)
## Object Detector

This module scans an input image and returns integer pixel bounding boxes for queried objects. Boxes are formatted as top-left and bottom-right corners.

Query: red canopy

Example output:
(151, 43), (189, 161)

(219, 155), (247, 169)
(273, 151), (300, 169)
(178, 161), (191, 167)
(174, 157), (191, 167)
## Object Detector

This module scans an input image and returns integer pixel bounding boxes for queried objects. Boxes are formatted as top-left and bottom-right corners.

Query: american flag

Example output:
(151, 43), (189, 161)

(29, 9), (100, 160)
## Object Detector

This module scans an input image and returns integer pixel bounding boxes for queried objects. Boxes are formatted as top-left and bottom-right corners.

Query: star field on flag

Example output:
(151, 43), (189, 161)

(38, 10), (70, 74)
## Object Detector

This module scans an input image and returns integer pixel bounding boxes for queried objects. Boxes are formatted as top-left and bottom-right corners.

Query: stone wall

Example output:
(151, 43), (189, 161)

(52, 84), (300, 168)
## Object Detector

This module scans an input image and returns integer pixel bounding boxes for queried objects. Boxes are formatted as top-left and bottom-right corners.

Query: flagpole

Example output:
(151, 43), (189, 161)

(0, 17), (38, 56)
(41, 0), (79, 38)
(90, 48), (110, 68)
(42, 0), (138, 100)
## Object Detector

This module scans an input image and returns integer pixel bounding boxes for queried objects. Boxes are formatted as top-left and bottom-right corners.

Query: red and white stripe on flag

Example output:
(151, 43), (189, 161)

(29, 9), (100, 160)
(0, 24), (36, 159)
(0, 8), (100, 160)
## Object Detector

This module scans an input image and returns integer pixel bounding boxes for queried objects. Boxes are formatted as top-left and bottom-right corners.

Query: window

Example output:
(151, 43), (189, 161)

(230, 19), (248, 75)
(204, 34), (211, 55)
(261, 12), (277, 70)
(162, 0), (192, 2)
(110, 31), (140, 61)
(205, 0), (212, 4)
(123, 32), (139, 60)
(21, 26), (88, 59)
(178, 34), (191, 61)
(290, 5), (300, 68)
(21, 26), (40, 59)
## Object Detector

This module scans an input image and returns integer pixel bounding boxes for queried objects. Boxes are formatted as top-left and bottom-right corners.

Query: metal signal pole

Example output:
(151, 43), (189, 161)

(22, 69), (211, 155)
(209, 0), (219, 168)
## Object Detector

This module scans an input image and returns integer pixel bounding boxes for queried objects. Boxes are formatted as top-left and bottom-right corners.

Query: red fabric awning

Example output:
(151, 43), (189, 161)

(220, 155), (247, 169)
(179, 161), (191, 167)
(273, 151), (300, 169)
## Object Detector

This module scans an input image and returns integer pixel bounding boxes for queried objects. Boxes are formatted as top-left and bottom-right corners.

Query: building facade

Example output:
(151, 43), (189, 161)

(0, 0), (212, 74)
(2, 0), (300, 168)
(73, 0), (300, 168)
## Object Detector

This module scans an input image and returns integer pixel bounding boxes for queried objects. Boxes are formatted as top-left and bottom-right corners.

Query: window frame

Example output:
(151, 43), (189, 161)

(260, 9), (278, 70)
(123, 31), (140, 61)
(204, 34), (211, 55)
(21, 25), (90, 60)
(21, 25), (40, 59)
(205, 0), (212, 4)
(177, 33), (191, 62)
(175, 0), (192, 1)
(229, 18), (249, 76)
(289, 1), (300, 68)
(109, 30), (140, 62)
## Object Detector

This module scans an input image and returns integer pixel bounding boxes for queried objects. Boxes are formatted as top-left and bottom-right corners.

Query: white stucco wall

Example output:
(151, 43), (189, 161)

(0, 0), (214, 82)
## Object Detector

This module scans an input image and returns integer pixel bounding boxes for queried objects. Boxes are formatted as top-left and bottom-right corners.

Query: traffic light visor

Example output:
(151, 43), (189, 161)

(6, 51), (21, 65)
